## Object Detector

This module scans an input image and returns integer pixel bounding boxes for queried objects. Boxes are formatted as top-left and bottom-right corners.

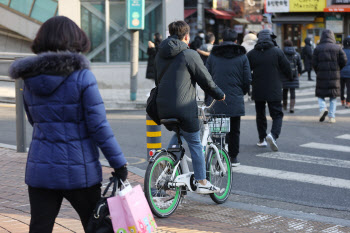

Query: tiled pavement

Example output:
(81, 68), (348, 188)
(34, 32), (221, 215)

(1, 147), (350, 233)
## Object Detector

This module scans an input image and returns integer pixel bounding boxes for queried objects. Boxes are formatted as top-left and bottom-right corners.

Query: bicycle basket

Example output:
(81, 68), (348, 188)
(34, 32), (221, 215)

(208, 115), (230, 135)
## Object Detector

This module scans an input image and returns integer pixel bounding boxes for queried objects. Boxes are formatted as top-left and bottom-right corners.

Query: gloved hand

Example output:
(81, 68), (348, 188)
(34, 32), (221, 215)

(112, 164), (128, 182)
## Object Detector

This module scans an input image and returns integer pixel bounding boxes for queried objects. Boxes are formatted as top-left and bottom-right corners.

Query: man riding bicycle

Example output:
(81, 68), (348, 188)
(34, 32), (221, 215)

(155, 20), (225, 194)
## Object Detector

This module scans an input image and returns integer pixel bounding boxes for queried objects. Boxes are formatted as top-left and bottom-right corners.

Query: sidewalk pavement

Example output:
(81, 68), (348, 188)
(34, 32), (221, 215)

(1, 146), (350, 233)
(0, 72), (317, 110)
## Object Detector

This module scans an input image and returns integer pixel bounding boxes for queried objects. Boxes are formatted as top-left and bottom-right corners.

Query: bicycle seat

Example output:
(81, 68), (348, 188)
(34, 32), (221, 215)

(160, 118), (180, 132)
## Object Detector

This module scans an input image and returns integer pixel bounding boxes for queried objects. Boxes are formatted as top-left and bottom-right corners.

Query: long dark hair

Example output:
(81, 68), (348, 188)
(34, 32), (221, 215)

(31, 16), (90, 54)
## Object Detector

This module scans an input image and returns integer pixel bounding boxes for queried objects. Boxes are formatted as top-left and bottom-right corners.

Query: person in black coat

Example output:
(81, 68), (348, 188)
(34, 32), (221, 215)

(155, 21), (225, 194)
(301, 37), (314, 81)
(206, 28), (251, 166)
(282, 40), (302, 113)
(247, 29), (292, 152)
(146, 33), (162, 80)
(312, 29), (347, 123)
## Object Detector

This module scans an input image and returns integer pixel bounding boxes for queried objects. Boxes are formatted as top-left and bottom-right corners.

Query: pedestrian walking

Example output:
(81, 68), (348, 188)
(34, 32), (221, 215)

(282, 40), (302, 113)
(247, 29), (292, 151)
(197, 32), (215, 65)
(9, 16), (128, 233)
(190, 30), (204, 51)
(206, 29), (251, 166)
(241, 32), (257, 101)
(340, 36), (350, 108)
(241, 33), (257, 53)
(146, 32), (162, 81)
(155, 20), (225, 193)
(312, 29), (347, 123)
(301, 37), (314, 81)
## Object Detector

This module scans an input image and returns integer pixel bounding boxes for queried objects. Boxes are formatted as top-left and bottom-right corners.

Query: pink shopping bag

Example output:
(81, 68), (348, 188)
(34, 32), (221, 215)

(107, 184), (157, 233)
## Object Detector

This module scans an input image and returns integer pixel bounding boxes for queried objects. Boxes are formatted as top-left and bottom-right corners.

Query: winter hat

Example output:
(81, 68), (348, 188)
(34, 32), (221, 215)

(243, 33), (257, 42)
(257, 29), (276, 41)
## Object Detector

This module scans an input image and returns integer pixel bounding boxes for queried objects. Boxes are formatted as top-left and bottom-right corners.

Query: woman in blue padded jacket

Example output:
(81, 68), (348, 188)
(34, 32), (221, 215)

(9, 16), (128, 233)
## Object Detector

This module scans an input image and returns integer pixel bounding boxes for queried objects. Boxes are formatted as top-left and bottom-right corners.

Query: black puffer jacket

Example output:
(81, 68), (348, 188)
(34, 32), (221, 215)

(312, 29), (347, 98)
(155, 36), (224, 133)
(302, 38), (313, 72)
(282, 46), (302, 89)
(206, 41), (251, 117)
(247, 40), (292, 101)
(146, 46), (157, 80)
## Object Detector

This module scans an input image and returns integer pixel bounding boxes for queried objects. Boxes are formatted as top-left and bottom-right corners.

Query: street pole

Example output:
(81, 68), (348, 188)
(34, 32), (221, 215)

(197, 0), (204, 31)
(15, 79), (26, 152)
(130, 30), (139, 101)
(105, 0), (110, 63)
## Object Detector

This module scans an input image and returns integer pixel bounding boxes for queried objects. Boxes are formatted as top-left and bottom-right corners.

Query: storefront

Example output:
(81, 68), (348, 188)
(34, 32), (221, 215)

(324, 0), (350, 42)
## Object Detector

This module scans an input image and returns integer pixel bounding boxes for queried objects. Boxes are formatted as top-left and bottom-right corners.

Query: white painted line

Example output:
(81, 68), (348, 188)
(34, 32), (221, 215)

(256, 152), (350, 168)
(300, 142), (350, 153)
(292, 97), (318, 103)
(295, 102), (341, 110)
(294, 91), (315, 96)
(232, 165), (350, 189)
(336, 134), (350, 140)
(336, 109), (350, 115)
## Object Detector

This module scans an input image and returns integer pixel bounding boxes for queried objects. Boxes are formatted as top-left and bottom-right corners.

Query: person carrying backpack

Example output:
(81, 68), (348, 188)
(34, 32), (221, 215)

(282, 40), (302, 113)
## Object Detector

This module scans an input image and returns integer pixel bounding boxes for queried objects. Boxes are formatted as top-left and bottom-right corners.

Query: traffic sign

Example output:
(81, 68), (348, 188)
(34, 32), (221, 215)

(127, 0), (145, 30)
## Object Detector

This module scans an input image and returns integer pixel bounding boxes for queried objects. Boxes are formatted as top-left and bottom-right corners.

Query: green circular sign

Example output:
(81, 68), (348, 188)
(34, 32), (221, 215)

(132, 12), (140, 19)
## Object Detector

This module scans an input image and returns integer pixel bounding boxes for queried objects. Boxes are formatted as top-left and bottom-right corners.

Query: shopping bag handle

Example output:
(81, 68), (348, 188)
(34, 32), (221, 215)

(102, 176), (119, 197)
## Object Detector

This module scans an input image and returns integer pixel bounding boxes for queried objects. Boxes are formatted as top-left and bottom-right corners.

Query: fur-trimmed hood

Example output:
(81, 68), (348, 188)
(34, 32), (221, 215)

(211, 41), (246, 58)
(9, 52), (90, 96)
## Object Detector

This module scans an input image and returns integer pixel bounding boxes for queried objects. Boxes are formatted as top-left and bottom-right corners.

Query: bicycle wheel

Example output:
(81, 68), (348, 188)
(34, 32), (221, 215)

(144, 151), (182, 218)
(206, 145), (232, 204)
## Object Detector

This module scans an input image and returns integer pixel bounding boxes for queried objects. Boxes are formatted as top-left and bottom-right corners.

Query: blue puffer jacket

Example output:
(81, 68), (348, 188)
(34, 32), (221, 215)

(340, 49), (350, 78)
(9, 52), (127, 190)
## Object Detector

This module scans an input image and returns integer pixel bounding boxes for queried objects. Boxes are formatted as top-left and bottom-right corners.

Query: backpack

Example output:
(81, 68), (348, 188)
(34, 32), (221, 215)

(287, 53), (298, 79)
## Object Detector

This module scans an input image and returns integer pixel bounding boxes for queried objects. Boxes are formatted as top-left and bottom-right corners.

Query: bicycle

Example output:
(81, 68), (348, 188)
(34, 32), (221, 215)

(144, 100), (232, 218)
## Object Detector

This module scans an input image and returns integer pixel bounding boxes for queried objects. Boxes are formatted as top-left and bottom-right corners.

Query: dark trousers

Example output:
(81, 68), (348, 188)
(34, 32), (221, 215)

(226, 116), (241, 159)
(283, 88), (296, 100)
(255, 101), (284, 141)
(28, 184), (101, 233)
(301, 70), (312, 80)
(340, 78), (350, 102)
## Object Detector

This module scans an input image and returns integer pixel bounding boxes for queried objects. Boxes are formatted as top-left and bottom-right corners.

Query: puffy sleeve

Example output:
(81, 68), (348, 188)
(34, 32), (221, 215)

(81, 70), (127, 169)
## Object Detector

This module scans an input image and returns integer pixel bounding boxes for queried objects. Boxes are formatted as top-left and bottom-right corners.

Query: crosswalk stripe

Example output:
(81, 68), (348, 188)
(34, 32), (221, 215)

(294, 91), (315, 96)
(336, 109), (350, 115)
(292, 97), (318, 103)
(336, 134), (350, 140)
(295, 103), (341, 110)
(256, 152), (350, 168)
(300, 142), (350, 153)
(232, 165), (350, 189)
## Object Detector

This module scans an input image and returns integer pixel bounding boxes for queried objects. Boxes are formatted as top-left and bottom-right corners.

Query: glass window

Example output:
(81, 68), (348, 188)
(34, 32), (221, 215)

(81, 3), (106, 62)
(31, 0), (58, 22)
(82, 0), (162, 63)
(0, 0), (10, 6)
(9, 0), (33, 15)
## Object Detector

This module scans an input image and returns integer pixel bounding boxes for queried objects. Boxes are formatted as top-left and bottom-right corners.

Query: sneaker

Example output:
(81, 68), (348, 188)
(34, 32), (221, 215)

(266, 133), (278, 152)
(231, 157), (240, 167)
(257, 139), (267, 147)
(346, 102), (350, 109)
(196, 180), (220, 194)
(319, 109), (328, 122)
(328, 117), (336, 123)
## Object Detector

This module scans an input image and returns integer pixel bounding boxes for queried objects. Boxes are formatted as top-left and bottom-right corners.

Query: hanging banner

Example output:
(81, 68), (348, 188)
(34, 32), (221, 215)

(290, 0), (326, 12)
(266, 0), (289, 12)
(127, 0), (145, 30)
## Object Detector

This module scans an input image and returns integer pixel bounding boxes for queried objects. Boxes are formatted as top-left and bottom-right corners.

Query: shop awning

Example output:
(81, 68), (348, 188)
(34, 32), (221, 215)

(272, 16), (315, 23)
(324, 5), (350, 12)
(233, 18), (250, 24)
(206, 9), (233, 20)
(184, 9), (197, 18)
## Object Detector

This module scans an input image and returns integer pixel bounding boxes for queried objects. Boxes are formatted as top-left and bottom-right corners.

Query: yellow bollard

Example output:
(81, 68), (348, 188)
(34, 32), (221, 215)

(146, 114), (161, 157)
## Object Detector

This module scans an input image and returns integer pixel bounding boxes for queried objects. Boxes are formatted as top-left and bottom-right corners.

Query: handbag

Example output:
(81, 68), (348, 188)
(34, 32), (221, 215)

(146, 86), (160, 125)
(107, 182), (157, 233)
(146, 60), (172, 125)
(86, 177), (119, 233)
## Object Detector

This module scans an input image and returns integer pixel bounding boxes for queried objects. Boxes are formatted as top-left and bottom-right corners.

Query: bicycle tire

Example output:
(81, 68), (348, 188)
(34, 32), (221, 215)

(206, 145), (232, 204)
(144, 151), (183, 218)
